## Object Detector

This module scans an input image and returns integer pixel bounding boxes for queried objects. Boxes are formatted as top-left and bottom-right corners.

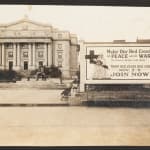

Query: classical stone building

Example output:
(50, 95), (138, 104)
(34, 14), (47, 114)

(0, 16), (79, 78)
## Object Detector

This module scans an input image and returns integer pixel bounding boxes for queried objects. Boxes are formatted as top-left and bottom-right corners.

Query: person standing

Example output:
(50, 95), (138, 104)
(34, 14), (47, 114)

(27, 70), (30, 81)
(58, 68), (63, 84)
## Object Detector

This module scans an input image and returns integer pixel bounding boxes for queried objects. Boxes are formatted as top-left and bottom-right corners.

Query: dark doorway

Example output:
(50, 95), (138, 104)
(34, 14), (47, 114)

(39, 61), (43, 67)
(9, 61), (13, 71)
(24, 61), (28, 70)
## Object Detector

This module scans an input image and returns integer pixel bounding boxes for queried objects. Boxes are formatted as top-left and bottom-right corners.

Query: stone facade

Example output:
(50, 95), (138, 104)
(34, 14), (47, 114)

(0, 16), (79, 78)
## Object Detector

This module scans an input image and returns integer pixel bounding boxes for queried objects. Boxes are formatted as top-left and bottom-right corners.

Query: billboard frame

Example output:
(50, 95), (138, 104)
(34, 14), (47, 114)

(79, 41), (150, 92)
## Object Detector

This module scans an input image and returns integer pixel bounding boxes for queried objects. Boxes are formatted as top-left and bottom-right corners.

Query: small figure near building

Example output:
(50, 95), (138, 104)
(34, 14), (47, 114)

(61, 83), (72, 101)
(27, 71), (30, 81)
(36, 65), (47, 81)
(72, 76), (79, 92)
(58, 67), (63, 84)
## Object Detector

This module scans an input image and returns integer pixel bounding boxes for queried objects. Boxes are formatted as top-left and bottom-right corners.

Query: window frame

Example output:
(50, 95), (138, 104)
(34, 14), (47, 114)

(23, 51), (28, 58)
(35, 43), (44, 49)
(38, 51), (44, 58)
(8, 51), (13, 58)
(20, 43), (29, 49)
(5, 43), (13, 49)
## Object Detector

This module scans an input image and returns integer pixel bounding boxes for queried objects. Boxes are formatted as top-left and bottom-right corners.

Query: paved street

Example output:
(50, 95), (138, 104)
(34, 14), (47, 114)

(0, 80), (149, 146)
(0, 107), (150, 145)
(0, 78), (71, 89)
(0, 78), (71, 104)
(0, 89), (64, 104)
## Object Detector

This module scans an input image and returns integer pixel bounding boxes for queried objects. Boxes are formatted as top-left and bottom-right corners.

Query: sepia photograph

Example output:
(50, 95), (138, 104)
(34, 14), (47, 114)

(0, 5), (150, 146)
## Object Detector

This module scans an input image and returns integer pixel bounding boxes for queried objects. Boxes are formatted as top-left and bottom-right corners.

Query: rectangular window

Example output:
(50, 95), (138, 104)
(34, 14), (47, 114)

(20, 43), (29, 49)
(58, 52), (62, 59)
(8, 52), (13, 58)
(58, 52), (63, 59)
(38, 51), (44, 58)
(35, 43), (44, 49)
(5, 43), (13, 49)
(23, 52), (28, 58)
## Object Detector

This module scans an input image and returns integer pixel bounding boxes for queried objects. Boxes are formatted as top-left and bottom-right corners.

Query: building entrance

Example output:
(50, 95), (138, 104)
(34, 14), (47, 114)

(39, 61), (43, 67)
(24, 61), (28, 70)
(9, 61), (13, 71)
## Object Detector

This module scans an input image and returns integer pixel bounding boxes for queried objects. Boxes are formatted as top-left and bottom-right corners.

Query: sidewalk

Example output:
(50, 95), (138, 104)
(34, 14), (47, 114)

(0, 89), (69, 106)
(0, 78), (73, 106)
(0, 78), (83, 106)
(0, 78), (73, 89)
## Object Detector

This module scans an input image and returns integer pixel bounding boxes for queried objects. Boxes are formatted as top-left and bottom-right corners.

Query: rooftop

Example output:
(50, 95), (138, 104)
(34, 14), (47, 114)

(85, 38), (150, 44)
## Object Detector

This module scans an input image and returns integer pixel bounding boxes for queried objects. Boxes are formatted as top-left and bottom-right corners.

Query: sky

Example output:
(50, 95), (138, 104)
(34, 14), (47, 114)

(0, 5), (150, 42)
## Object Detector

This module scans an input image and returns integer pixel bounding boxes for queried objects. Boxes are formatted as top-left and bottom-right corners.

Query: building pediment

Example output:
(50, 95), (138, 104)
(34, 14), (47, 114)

(0, 16), (52, 31)
(0, 16), (78, 41)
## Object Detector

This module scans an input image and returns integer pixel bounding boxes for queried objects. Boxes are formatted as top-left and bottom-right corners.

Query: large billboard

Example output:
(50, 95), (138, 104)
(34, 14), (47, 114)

(86, 46), (150, 80)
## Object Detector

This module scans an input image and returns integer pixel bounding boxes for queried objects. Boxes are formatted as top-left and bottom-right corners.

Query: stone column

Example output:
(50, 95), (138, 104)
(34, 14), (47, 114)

(44, 43), (48, 66)
(79, 40), (85, 92)
(1, 43), (5, 69)
(13, 43), (17, 68)
(52, 42), (55, 66)
(32, 43), (36, 69)
(48, 43), (52, 67)
(28, 43), (32, 69)
(13, 43), (20, 71)
(17, 43), (21, 69)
